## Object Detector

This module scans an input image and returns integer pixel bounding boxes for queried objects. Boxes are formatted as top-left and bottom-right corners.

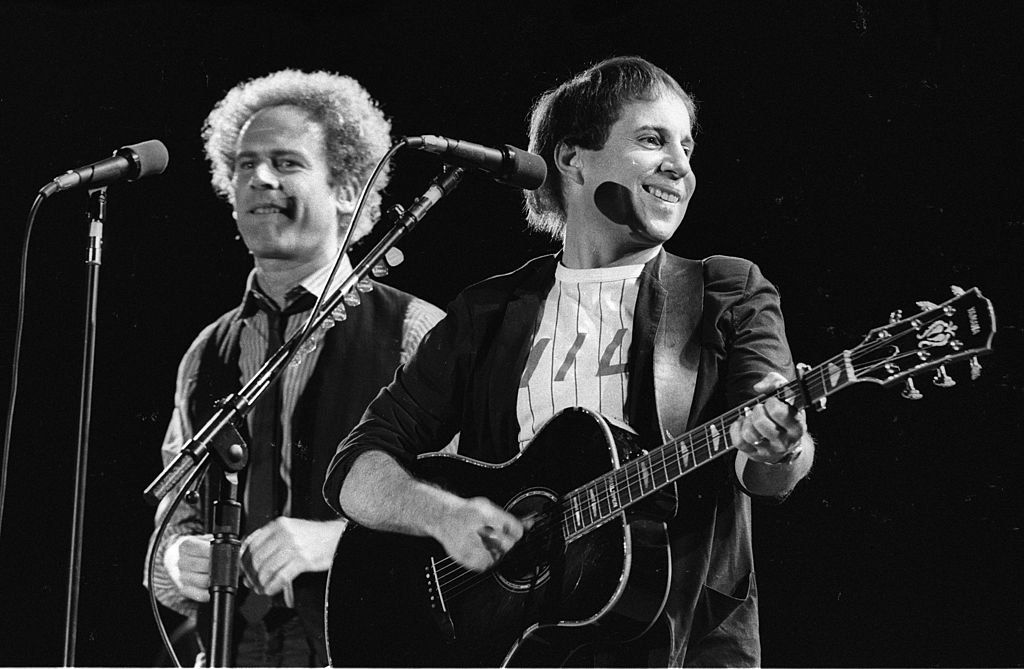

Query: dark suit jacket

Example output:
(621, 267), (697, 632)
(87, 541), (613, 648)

(324, 250), (795, 666)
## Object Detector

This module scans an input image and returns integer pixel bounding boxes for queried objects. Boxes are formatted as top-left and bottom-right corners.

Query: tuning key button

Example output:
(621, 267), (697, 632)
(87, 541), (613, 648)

(901, 378), (924, 400)
(932, 365), (956, 388)
(969, 356), (982, 380)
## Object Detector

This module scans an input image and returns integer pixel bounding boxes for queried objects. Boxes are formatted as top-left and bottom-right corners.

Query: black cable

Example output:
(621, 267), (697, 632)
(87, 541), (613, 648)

(0, 192), (45, 541)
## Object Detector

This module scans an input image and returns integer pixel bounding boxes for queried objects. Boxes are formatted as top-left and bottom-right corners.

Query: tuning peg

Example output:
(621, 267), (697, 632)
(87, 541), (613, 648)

(385, 247), (405, 267)
(343, 290), (361, 306)
(901, 377), (923, 400)
(950, 285), (965, 296)
(970, 356), (982, 380)
(371, 262), (389, 278)
(932, 365), (956, 388)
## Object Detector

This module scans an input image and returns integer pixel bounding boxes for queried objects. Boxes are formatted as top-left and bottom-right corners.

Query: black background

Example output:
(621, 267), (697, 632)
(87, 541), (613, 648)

(1, 1), (1021, 666)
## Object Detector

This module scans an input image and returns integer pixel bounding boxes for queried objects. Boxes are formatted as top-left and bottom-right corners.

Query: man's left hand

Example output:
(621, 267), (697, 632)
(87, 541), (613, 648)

(730, 372), (807, 463)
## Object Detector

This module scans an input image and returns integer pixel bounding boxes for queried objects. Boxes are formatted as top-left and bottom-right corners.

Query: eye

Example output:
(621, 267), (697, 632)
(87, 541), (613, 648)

(236, 158), (255, 170)
(638, 135), (663, 147)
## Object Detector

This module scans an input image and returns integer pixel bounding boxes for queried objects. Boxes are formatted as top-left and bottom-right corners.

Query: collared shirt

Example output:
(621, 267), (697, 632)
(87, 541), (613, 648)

(148, 258), (443, 615)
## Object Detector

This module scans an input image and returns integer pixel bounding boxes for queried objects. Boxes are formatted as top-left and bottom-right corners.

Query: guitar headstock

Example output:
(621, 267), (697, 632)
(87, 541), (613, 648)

(851, 286), (996, 397)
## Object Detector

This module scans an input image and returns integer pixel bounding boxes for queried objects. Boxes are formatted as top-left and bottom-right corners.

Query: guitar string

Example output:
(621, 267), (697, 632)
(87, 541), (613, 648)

(430, 303), (970, 594)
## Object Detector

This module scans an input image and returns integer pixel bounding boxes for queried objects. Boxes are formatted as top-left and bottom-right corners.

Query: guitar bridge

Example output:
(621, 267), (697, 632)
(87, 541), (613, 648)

(425, 556), (456, 643)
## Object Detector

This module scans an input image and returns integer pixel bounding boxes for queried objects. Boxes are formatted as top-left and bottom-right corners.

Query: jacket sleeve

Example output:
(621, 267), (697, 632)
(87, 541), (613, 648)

(142, 325), (216, 617)
(323, 293), (473, 516)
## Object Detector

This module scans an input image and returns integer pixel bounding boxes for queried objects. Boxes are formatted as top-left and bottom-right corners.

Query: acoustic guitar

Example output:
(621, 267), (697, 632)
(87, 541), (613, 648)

(325, 287), (995, 667)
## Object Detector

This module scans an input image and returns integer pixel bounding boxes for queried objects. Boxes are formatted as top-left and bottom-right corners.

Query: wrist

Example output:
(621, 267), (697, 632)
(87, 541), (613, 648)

(763, 446), (803, 467)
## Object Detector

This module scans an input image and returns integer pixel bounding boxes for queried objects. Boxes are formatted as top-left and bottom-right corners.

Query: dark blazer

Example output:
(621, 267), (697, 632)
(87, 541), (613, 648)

(325, 249), (795, 666)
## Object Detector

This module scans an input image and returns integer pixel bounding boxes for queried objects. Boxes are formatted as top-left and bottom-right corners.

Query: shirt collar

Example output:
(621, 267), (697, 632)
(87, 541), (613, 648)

(238, 255), (354, 319)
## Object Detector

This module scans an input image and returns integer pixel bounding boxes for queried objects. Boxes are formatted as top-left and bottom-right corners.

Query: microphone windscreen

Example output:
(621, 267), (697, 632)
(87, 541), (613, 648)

(129, 139), (170, 178)
(506, 145), (547, 191)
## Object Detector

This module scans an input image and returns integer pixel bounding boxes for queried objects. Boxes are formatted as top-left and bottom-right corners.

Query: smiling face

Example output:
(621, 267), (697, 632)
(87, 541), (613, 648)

(231, 104), (346, 269)
(563, 89), (696, 262)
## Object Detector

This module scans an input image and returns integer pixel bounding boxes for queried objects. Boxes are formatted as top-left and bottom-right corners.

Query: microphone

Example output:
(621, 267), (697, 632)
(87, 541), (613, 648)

(404, 135), (546, 190)
(39, 139), (169, 198)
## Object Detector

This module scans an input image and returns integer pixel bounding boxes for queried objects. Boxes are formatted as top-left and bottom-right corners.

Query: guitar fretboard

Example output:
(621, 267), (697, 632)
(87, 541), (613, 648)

(557, 343), (879, 541)
(553, 287), (993, 543)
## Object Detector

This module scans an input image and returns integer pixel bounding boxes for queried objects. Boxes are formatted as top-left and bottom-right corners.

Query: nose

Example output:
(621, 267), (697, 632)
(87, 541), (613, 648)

(660, 144), (692, 180)
(249, 162), (280, 189)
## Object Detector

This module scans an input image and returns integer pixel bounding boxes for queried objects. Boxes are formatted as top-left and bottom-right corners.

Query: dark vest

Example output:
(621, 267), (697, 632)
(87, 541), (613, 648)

(190, 279), (413, 655)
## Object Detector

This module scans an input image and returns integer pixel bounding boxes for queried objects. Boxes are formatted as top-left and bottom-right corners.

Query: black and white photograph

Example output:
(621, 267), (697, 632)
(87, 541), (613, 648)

(1, 2), (1021, 666)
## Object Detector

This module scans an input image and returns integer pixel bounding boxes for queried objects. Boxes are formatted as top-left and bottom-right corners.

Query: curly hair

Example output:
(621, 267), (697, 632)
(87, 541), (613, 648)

(203, 69), (392, 242)
(524, 56), (698, 240)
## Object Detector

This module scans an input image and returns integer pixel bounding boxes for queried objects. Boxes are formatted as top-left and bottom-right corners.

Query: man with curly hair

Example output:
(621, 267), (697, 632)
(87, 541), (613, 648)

(145, 69), (443, 666)
(324, 56), (813, 667)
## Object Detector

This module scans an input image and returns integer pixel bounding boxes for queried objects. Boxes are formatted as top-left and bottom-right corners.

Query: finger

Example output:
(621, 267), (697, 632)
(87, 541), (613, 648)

(749, 404), (789, 444)
(181, 585), (210, 603)
(178, 553), (211, 576)
(753, 371), (789, 394)
(180, 537), (213, 559)
(260, 558), (300, 597)
(760, 400), (805, 446)
(180, 568), (210, 592)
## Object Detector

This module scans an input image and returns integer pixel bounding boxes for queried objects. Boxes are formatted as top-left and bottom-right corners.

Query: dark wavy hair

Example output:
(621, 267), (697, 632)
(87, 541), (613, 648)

(524, 56), (698, 239)
(203, 69), (392, 242)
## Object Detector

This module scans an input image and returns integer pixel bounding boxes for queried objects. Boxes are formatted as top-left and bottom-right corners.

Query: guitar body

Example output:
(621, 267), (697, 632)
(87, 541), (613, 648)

(326, 408), (672, 667)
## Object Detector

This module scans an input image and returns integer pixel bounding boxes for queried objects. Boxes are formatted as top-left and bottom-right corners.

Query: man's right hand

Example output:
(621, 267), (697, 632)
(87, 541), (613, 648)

(430, 496), (525, 572)
(165, 533), (214, 602)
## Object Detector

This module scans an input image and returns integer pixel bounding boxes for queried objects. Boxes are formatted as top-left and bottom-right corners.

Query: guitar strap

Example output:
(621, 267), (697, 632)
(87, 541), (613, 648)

(652, 255), (704, 443)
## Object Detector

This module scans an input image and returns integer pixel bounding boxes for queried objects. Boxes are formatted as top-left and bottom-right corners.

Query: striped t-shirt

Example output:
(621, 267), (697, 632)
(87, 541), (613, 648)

(516, 262), (644, 447)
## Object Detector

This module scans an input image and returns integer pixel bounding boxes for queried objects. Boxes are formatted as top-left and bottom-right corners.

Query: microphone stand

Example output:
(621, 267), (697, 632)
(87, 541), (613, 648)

(63, 186), (106, 667)
(143, 166), (464, 667)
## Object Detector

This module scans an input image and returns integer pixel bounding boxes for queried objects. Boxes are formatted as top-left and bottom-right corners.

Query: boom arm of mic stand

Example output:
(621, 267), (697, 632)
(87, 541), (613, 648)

(143, 165), (465, 506)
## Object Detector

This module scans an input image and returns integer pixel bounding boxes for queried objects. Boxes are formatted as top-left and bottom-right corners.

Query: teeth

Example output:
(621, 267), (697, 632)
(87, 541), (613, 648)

(645, 185), (680, 203)
(252, 206), (284, 214)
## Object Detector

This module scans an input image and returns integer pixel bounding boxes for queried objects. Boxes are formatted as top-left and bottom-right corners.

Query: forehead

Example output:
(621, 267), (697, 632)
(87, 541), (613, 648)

(236, 104), (324, 153)
(613, 91), (693, 135)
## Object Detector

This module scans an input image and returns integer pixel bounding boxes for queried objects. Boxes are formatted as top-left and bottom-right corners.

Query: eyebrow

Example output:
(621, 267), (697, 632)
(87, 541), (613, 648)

(235, 148), (309, 160)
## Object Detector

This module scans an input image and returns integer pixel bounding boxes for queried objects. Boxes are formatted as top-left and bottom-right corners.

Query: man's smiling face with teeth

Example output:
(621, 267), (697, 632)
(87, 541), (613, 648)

(231, 104), (346, 265)
(569, 89), (696, 249)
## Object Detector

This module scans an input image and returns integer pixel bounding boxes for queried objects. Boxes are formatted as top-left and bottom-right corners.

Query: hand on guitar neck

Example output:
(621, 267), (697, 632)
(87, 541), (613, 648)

(732, 372), (815, 497)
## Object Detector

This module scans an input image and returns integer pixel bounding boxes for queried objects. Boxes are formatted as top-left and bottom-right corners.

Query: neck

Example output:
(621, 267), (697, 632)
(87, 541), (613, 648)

(253, 251), (336, 308)
(561, 227), (662, 269)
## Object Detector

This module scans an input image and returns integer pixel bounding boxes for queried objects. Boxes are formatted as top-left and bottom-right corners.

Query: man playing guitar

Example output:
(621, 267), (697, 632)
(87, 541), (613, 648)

(323, 56), (814, 667)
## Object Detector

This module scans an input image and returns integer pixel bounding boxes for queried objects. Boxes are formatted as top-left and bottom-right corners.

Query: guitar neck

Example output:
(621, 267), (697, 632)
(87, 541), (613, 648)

(558, 362), (834, 542)
(558, 285), (994, 542)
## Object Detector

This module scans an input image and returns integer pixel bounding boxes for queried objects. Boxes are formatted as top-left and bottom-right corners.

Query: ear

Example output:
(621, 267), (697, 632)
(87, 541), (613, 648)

(333, 182), (357, 216)
(554, 142), (584, 186)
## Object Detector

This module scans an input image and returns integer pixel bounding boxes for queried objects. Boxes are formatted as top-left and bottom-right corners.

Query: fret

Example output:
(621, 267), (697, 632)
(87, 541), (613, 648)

(664, 445), (682, 481)
(584, 486), (598, 525)
(597, 478), (615, 516)
(615, 466), (636, 505)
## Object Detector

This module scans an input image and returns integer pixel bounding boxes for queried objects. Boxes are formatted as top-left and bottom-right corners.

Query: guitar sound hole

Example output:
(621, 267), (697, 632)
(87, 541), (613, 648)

(497, 490), (563, 592)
